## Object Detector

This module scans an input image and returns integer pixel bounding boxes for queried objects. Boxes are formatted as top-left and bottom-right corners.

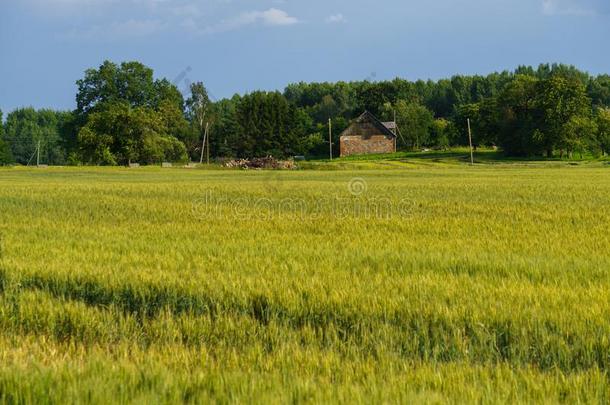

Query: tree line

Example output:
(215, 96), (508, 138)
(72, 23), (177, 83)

(1, 61), (610, 165)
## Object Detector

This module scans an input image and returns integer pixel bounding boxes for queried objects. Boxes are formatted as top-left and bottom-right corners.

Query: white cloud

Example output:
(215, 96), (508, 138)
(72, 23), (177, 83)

(542, 0), (609, 16)
(242, 8), (299, 27)
(262, 8), (298, 25)
(206, 8), (299, 33)
(26, 0), (300, 39)
(326, 13), (346, 24)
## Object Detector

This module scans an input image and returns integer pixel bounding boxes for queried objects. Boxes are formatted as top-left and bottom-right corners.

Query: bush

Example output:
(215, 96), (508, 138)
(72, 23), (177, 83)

(141, 136), (188, 164)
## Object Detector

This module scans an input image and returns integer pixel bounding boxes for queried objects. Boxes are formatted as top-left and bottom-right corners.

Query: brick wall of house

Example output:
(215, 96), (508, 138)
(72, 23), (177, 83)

(340, 135), (395, 157)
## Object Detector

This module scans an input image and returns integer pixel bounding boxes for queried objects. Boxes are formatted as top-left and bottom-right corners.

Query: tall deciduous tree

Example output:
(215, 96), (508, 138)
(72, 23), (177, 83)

(496, 75), (540, 156)
(185, 82), (211, 160)
(536, 74), (591, 157)
(78, 102), (186, 165)
(384, 100), (434, 149)
(430, 118), (450, 149)
(75, 61), (188, 164)
(596, 108), (610, 156)
(588, 75), (610, 108)
(76, 61), (157, 115)
(561, 116), (598, 158)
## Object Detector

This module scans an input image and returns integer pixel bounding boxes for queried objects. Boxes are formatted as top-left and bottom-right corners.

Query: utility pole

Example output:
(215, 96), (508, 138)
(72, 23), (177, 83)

(467, 118), (474, 165)
(393, 109), (398, 152)
(199, 122), (209, 165)
(328, 118), (333, 160)
(206, 122), (210, 165)
(196, 97), (207, 165)
(36, 140), (40, 167)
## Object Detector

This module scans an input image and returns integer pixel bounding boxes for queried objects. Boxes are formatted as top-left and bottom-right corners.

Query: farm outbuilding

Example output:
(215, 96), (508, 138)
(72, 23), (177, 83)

(339, 111), (397, 157)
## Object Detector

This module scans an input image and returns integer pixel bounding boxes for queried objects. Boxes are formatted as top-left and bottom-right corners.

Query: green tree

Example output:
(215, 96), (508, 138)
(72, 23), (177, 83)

(141, 133), (187, 164)
(77, 124), (116, 165)
(153, 78), (185, 111)
(390, 100), (434, 149)
(475, 98), (500, 146)
(75, 61), (189, 164)
(77, 103), (130, 165)
(588, 75), (610, 107)
(454, 103), (480, 146)
(0, 109), (13, 164)
(235, 91), (310, 158)
(185, 82), (212, 161)
(76, 61), (159, 115)
(157, 100), (190, 150)
(3, 108), (68, 165)
(596, 108), (610, 156)
(454, 99), (500, 148)
(561, 116), (598, 158)
(357, 82), (391, 116)
(210, 97), (241, 158)
(56, 111), (80, 165)
(496, 75), (541, 156)
(78, 103), (186, 165)
(313, 95), (339, 122)
(430, 118), (450, 149)
(536, 74), (591, 157)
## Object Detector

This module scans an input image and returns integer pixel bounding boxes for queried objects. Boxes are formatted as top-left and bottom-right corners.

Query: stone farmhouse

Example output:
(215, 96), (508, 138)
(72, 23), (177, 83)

(339, 111), (397, 157)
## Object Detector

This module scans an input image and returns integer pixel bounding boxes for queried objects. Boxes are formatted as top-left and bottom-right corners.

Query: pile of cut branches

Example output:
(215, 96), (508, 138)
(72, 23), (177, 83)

(224, 156), (296, 170)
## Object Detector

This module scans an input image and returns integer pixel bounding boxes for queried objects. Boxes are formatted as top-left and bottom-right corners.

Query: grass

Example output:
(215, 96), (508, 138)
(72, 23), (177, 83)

(302, 148), (610, 170)
(0, 158), (609, 403)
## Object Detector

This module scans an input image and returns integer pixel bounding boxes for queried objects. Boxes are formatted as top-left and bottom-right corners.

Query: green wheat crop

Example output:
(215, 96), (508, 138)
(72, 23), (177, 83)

(0, 163), (609, 404)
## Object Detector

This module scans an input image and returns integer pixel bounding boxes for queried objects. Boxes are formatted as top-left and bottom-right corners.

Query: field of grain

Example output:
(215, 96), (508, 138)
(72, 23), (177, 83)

(0, 163), (609, 403)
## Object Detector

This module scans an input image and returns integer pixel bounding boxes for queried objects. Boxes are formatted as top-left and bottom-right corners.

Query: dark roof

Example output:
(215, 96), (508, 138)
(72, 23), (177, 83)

(382, 121), (396, 130)
(340, 111), (397, 139)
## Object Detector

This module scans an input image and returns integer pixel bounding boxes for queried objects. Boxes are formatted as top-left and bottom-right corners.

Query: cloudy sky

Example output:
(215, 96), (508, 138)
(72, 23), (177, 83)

(1, 0), (609, 112)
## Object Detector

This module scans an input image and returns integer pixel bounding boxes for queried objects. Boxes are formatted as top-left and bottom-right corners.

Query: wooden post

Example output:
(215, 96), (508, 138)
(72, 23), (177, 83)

(393, 109), (397, 152)
(199, 122), (208, 165)
(467, 118), (474, 165)
(328, 118), (333, 160)
(206, 122), (210, 165)
(36, 140), (40, 167)
(199, 128), (205, 165)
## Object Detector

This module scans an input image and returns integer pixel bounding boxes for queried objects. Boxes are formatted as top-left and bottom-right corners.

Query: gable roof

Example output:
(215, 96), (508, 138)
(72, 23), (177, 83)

(340, 111), (397, 139)
(382, 121), (396, 131)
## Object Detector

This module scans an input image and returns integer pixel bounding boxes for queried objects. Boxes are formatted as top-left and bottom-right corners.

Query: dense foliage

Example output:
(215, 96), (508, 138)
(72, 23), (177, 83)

(74, 61), (189, 165)
(2, 62), (610, 164)
(1, 108), (72, 165)
(0, 109), (12, 164)
(281, 65), (608, 157)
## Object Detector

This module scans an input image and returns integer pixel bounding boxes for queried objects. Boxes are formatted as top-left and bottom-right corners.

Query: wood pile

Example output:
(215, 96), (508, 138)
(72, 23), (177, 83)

(224, 156), (296, 170)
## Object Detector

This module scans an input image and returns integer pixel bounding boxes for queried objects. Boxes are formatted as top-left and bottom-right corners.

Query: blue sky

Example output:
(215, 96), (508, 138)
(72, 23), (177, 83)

(1, 0), (609, 113)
